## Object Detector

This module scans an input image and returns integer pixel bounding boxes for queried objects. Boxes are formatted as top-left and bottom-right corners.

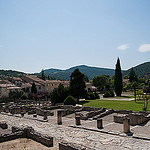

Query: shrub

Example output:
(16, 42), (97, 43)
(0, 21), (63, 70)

(21, 93), (28, 100)
(88, 93), (96, 100)
(103, 91), (111, 98)
(64, 95), (76, 106)
(94, 92), (100, 99)
(103, 91), (114, 98)
(109, 90), (114, 97)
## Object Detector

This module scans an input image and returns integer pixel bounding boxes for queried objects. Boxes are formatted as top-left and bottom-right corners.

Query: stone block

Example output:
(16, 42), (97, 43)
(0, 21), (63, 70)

(0, 121), (8, 129)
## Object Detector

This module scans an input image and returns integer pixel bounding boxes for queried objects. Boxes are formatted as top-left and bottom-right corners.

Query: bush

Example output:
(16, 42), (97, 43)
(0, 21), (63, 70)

(94, 92), (100, 99)
(103, 91), (114, 98)
(109, 90), (114, 97)
(103, 91), (111, 98)
(88, 93), (96, 100)
(64, 95), (76, 106)
(21, 93), (28, 100)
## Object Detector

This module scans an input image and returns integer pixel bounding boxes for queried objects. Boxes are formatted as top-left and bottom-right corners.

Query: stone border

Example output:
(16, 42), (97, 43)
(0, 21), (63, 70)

(69, 125), (150, 141)
(59, 141), (93, 150)
(0, 126), (53, 147)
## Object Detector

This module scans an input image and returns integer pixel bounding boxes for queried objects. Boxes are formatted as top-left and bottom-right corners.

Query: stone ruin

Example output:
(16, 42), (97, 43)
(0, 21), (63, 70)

(59, 142), (93, 150)
(0, 125), (53, 147)
(114, 112), (150, 125)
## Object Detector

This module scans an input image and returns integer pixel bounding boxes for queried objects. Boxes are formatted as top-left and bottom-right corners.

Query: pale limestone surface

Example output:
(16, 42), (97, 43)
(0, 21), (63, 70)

(0, 113), (150, 150)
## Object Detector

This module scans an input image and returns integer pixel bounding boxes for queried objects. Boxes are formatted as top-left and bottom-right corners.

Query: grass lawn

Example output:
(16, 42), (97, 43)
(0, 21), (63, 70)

(78, 99), (150, 111)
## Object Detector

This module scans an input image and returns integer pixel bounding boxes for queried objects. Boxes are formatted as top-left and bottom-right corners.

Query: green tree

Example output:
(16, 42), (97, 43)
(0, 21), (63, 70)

(47, 75), (50, 80)
(132, 81), (138, 102)
(83, 75), (89, 82)
(114, 58), (123, 96)
(31, 81), (37, 94)
(70, 68), (87, 101)
(41, 69), (46, 80)
(50, 83), (70, 105)
(129, 68), (138, 82)
(123, 75), (129, 79)
(92, 75), (110, 91)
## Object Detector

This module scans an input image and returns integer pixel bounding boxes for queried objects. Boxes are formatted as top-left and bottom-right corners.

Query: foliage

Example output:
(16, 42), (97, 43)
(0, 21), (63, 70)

(103, 90), (114, 98)
(103, 91), (111, 97)
(136, 90), (143, 99)
(131, 81), (138, 102)
(92, 75), (110, 91)
(123, 75), (129, 79)
(38, 65), (115, 81)
(86, 92), (99, 100)
(142, 95), (150, 111)
(123, 61), (150, 78)
(109, 90), (115, 97)
(41, 69), (46, 80)
(0, 70), (25, 79)
(129, 68), (138, 82)
(21, 93), (28, 100)
(64, 95), (76, 106)
(94, 92), (100, 99)
(31, 81), (37, 94)
(70, 68), (87, 101)
(50, 84), (70, 104)
(83, 75), (89, 82)
(114, 58), (123, 96)
(9, 90), (25, 101)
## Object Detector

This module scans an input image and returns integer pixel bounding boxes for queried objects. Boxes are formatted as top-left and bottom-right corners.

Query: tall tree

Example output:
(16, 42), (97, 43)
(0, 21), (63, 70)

(31, 81), (37, 94)
(114, 58), (123, 96)
(129, 68), (138, 82)
(70, 68), (87, 101)
(41, 69), (46, 80)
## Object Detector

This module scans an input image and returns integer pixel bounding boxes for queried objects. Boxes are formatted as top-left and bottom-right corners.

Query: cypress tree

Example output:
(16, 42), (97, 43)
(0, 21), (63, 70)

(41, 69), (46, 80)
(114, 58), (123, 96)
(31, 81), (37, 94)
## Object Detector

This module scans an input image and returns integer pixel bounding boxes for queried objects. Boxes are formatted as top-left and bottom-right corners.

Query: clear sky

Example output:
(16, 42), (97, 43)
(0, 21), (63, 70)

(0, 0), (150, 73)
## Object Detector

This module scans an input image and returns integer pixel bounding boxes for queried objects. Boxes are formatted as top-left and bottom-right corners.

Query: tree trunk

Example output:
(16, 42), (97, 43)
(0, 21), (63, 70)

(134, 87), (136, 102)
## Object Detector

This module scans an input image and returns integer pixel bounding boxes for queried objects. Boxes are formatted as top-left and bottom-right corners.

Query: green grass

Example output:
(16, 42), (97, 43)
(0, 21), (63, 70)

(78, 99), (150, 111)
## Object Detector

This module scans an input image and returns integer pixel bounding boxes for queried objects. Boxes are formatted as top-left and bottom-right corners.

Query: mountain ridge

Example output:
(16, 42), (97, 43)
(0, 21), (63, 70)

(0, 61), (149, 80)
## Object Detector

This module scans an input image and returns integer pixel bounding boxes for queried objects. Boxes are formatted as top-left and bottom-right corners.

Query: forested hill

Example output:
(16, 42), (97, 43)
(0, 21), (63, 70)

(43, 65), (115, 80)
(123, 61), (150, 78)
(0, 70), (25, 78)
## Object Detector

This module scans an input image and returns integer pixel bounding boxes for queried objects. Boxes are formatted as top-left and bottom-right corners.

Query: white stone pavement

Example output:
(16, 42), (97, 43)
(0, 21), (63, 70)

(0, 113), (150, 150)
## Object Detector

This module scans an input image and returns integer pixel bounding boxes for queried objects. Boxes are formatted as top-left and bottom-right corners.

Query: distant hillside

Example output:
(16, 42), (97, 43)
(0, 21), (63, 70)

(0, 70), (25, 78)
(123, 61), (150, 78)
(42, 65), (115, 80)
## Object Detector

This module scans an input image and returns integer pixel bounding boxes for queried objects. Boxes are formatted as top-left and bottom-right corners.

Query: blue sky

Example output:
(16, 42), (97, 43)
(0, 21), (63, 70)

(0, 0), (150, 73)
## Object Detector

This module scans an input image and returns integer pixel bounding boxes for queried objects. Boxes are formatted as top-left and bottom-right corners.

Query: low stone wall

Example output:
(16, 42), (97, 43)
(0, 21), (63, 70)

(1, 126), (53, 147)
(36, 108), (54, 116)
(115, 110), (133, 114)
(59, 142), (93, 150)
(114, 113), (150, 125)
(0, 131), (26, 143)
(82, 106), (103, 111)
(93, 109), (114, 120)
(114, 115), (126, 124)
(76, 107), (106, 120)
